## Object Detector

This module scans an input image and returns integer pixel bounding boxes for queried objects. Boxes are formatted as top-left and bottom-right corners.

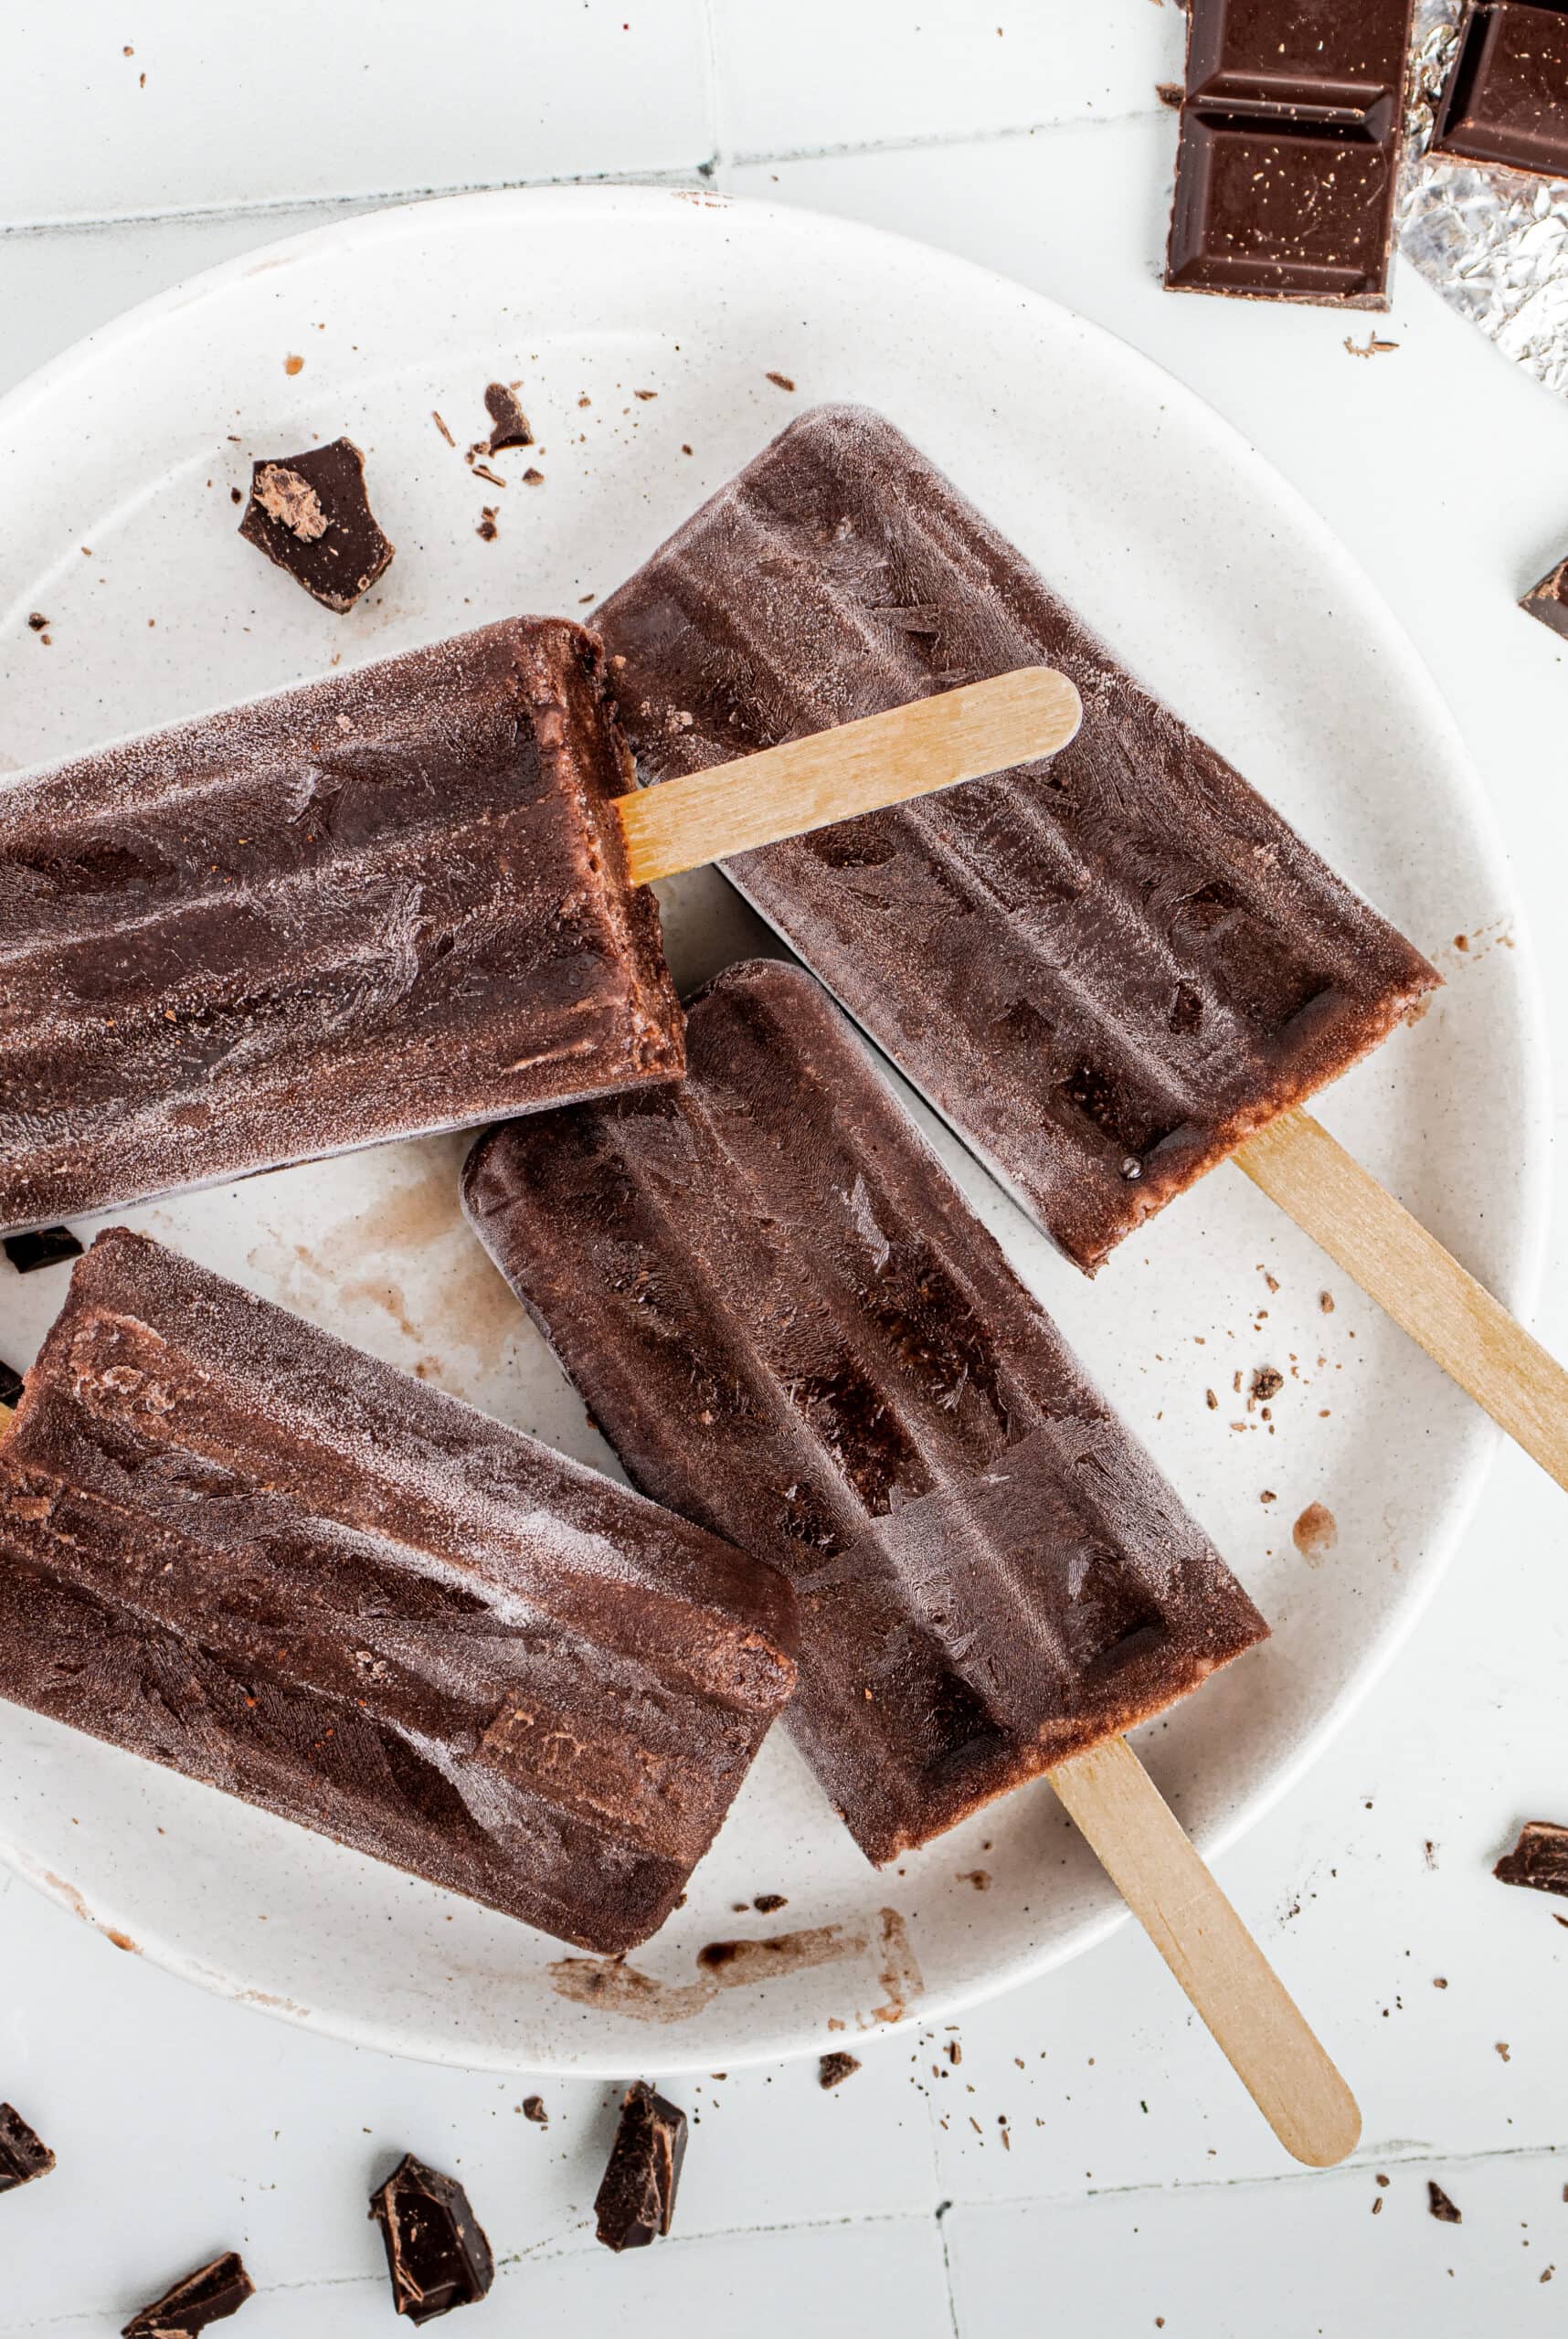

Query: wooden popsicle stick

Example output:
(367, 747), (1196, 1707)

(1235, 1107), (1568, 1491)
(614, 666), (1082, 886)
(1050, 1734), (1361, 2168)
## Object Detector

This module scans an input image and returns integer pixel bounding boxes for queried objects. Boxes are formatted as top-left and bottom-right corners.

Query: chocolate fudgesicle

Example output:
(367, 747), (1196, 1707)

(0, 617), (683, 1236)
(596, 408), (1438, 1272)
(0, 1230), (797, 1952)
(463, 962), (1267, 1864)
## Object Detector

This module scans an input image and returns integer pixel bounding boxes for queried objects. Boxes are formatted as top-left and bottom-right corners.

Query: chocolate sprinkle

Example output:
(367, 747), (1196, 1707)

(369, 2154), (494, 2324)
(121, 2252), (253, 2336)
(594, 2082), (687, 2251)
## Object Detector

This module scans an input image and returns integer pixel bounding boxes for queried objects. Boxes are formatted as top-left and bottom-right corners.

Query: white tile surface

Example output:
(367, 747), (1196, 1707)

(710, 0), (1184, 158)
(5, 7), (1568, 2334)
(0, 0), (713, 226)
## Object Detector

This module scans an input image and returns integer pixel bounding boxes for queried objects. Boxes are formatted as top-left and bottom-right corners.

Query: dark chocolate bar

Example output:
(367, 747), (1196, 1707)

(122, 2252), (253, 2337)
(0, 2103), (55, 2193)
(1494, 1817), (1568, 1896)
(1167, 0), (1417, 306)
(369, 2154), (494, 2323)
(1433, 2), (1568, 179)
(594, 2083), (687, 2251)
(4, 1227), (83, 1275)
(238, 437), (394, 611)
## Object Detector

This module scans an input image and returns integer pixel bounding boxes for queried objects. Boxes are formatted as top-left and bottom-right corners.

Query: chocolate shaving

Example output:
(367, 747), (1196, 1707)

(594, 2081), (687, 2251)
(5, 1225), (83, 1275)
(0, 2104), (55, 2192)
(1428, 2181), (1462, 2224)
(483, 382), (534, 450)
(818, 2052), (861, 2089)
(765, 371), (796, 392)
(1494, 1819), (1568, 1899)
(121, 2252), (253, 2336)
(369, 2154), (494, 2324)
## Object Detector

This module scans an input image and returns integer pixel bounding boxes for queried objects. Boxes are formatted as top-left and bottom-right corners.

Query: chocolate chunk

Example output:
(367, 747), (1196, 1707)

(1433, 2), (1568, 179)
(5, 1225), (83, 1275)
(26, 612), (48, 631)
(369, 2154), (494, 2323)
(121, 2252), (253, 2335)
(1166, 0), (1415, 308)
(818, 2052), (862, 2090)
(238, 437), (394, 613)
(1521, 556), (1568, 640)
(522, 2096), (548, 2126)
(476, 507), (499, 542)
(0, 2103), (55, 2192)
(1250, 1366), (1285, 1402)
(483, 382), (533, 450)
(594, 2082), (687, 2251)
(1428, 2180), (1462, 2223)
(1494, 1818), (1568, 1897)
(0, 1360), (23, 1410)
(753, 1891), (788, 1913)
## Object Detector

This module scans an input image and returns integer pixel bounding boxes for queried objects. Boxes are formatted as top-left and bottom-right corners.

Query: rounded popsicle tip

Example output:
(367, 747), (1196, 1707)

(1280, 2074), (1362, 2169)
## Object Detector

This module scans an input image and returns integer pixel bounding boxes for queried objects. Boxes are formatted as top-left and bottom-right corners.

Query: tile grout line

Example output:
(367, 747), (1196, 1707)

(0, 110), (1171, 240)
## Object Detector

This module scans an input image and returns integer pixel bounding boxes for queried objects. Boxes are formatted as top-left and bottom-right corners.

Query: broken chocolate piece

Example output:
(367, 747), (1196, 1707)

(0, 2103), (55, 2192)
(1433, 2), (1568, 179)
(818, 2053), (862, 2090)
(483, 382), (533, 450)
(238, 436), (393, 612)
(1250, 1366), (1285, 1402)
(594, 2083), (687, 2251)
(121, 2251), (253, 2336)
(1166, 0), (1417, 308)
(1428, 2180), (1462, 2223)
(0, 1360), (24, 1410)
(753, 1891), (788, 1913)
(369, 2154), (494, 2323)
(1521, 555), (1568, 640)
(4, 1226), (83, 1275)
(1494, 1818), (1568, 1898)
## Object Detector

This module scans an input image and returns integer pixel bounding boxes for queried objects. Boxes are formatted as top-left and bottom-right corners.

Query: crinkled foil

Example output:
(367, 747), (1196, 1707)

(1397, 0), (1568, 395)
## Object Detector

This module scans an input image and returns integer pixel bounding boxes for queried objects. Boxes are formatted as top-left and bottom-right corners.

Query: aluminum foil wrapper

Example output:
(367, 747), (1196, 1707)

(1398, 0), (1568, 396)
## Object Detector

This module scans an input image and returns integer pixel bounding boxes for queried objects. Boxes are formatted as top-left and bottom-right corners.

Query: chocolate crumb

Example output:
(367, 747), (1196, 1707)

(1372, 2195), (1383, 2213)
(681, 442), (693, 455)
(369, 2154), (494, 2323)
(765, 372), (796, 392)
(432, 410), (456, 447)
(476, 507), (499, 542)
(1434, 1976), (1448, 1988)
(1250, 1366), (1284, 1402)
(0, 2105), (55, 2192)
(283, 354), (304, 376)
(522, 467), (545, 485)
(633, 387), (658, 400)
(1497, 2040), (1511, 2062)
(5, 1226), (83, 1275)
(229, 485), (242, 503)
(483, 381), (533, 450)
(26, 611), (48, 630)
(753, 1893), (788, 1913)
(1495, 1820), (1568, 1899)
(1376, 2173), (1390, 2186)
(948, 2040), (962, 2066)
(595, 2082), (686, 2251)
(1204, 1388), (1218, 1409)
(1156, 79), (1183, 106)
(471, 460), (507, 489)
(122, 2252), (253, 2337)
(522, 2095), (548, 2126)
(959, 1869), (991, 1890)
(1428, 2181), (1462, 2224)
(818, 2052), (861, 2090)
(1319, 1291), (1335, 1314)
(1260, 1489), (1277, 1504)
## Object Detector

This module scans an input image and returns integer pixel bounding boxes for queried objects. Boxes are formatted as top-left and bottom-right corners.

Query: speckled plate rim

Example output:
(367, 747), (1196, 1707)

(0, 181), (1549, 2076)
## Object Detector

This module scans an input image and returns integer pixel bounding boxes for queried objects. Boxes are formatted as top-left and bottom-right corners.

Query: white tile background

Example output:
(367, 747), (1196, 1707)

(4, 5), (1568, 2333)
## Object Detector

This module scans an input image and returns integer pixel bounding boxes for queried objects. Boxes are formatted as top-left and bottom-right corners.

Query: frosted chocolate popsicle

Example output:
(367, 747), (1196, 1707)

(0, 618), (683, 1234)
(462, 961), (1266, 1865)
(0, 1229), (797, 1951)
(597, 407), (1439, 1272)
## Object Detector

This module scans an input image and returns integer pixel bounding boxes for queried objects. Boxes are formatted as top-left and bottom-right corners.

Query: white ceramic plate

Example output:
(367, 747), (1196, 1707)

(0, 185), (1543, 2076)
